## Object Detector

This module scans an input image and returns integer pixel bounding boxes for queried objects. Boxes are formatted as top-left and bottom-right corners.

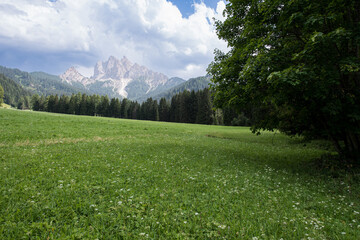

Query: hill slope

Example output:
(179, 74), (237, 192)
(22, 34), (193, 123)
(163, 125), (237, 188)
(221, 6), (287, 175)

(142, 76), (211, 101)
(0, 66), (90, 96)
(0, 74), (31, 107)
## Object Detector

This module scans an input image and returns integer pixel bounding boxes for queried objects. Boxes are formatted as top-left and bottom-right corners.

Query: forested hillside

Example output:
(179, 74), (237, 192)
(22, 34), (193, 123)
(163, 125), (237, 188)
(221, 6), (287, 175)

(0, 66), (90, 96)
(0, 74), (31, 108)
(137, 76), (211, 102)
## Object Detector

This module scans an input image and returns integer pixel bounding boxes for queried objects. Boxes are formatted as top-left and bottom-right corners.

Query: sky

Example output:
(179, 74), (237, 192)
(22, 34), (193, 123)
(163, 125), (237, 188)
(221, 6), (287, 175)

(0, 0), (228, 80)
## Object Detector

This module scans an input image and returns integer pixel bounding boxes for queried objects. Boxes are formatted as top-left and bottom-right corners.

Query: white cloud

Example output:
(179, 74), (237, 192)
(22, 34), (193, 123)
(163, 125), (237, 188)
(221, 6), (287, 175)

(0, 0), (227, 79)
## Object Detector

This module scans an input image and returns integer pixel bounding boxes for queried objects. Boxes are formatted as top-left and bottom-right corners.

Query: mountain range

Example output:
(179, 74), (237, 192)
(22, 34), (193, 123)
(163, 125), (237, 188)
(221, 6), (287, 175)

(0, 56), (211, 102)
(60, 56), (187, 100)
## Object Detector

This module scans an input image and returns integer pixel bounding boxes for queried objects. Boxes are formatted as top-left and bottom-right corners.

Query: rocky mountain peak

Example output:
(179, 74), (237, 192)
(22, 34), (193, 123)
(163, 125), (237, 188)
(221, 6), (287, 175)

(60, 56), (181, 100)
(60, 67), (90, 85)
(93, 56), (134, 80)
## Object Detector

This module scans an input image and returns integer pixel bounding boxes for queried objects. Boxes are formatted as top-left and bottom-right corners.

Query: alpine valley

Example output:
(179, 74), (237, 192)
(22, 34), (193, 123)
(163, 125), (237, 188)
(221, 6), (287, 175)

(0, 56), (211, 102)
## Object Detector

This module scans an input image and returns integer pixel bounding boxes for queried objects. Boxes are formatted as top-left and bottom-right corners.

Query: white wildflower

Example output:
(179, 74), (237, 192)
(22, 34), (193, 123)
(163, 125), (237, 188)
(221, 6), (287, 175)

(218, 225), (226, 229)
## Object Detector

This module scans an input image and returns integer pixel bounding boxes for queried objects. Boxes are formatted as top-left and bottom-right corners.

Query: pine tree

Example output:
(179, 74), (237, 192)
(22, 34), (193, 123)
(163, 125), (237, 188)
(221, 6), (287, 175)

(99, 95), (110, 117)
(188, 90), (198, 123)
(79, 94), (88, 115)
(196, 88), (213, 125)
(152, 99), (159, 121)
(68, 94), (77, 114)
(31, 94), (40, 111)
(39, 95), (46, 111)
(179, 91), (190, 123)
(87, 95), (97, 116)
(58, 95), (70, 113)
(159, 98), (169, 122)
(46, 95), (56, 112)
(169, 94), (180, 122)
(121, 99), (129, 118)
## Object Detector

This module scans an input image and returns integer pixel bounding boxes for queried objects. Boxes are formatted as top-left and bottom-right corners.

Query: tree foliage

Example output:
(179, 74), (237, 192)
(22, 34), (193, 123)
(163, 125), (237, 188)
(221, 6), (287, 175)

(0, 84), (3, 105)
(208, 0), (360, 161)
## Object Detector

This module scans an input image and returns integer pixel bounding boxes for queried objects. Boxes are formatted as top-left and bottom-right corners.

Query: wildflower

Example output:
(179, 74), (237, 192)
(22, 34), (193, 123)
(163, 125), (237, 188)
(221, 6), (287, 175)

(118, 201), (122, 205)
(218, 225), (226, 229)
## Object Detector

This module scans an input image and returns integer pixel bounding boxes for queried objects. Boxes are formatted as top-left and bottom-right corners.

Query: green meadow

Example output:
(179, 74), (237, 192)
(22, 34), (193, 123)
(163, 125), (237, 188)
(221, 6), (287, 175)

(0, 108), (359, 239)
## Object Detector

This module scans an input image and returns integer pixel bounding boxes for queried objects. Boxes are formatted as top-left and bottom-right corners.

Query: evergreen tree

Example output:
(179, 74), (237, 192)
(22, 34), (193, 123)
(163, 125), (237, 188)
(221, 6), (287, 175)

(86, 95), (97, 116)
(196, 88), (213, 125)
(74, 93), (82, 115)
(152, 99), (159, 121)
(46, 95), (56, 112)
(114, 98), (122, 118)
(39, 95), (46, 111)
(169, 94), (180, 122)
(93, 95), (101, 116)
(188, 90), (198, 123)
(68, 94), (77, 114)
(79, 94), (88, 115)
(0, 84), (3, 105)
(139, 102), (146, 120)
(121, 98), (129, 118)
(126, 100), (136, 119)
(53, 94), (59, 113)
(179, 91), (190, 123)
(58, 95), (70, 114)
(159, 98), (170, 122)
(99, 95), (110, 117)
(109, 98), (121, 118)
(31, 94), (40, 111)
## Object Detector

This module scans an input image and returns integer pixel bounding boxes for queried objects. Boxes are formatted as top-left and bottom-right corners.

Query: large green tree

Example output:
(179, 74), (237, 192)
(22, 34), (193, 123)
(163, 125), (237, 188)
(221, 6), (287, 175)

(208, 0), (360, 161)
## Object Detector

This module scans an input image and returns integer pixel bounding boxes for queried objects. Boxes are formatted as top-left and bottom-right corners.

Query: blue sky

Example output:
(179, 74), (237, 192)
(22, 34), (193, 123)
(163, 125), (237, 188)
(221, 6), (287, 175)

(170, 0), (222, 17)
(0, 0), (228, 79)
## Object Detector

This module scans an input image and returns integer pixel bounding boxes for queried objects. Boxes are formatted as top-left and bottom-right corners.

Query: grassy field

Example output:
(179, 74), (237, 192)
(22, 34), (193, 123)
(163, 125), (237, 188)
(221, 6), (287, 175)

(0, 103), (11, 109)
(0, 109), (359, 239)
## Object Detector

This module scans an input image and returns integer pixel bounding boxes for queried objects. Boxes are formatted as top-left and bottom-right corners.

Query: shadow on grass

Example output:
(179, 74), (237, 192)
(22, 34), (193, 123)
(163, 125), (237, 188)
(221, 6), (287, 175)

(206, 132), (360, 186)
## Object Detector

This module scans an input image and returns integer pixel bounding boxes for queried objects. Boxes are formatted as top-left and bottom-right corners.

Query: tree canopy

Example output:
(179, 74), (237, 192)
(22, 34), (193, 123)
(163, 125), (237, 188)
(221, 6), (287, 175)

(208, 0), (360, 161)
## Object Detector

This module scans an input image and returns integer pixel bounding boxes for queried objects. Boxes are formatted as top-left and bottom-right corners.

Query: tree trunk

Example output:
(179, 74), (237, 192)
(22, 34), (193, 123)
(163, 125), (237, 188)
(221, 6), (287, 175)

(343, 131), (360, 163)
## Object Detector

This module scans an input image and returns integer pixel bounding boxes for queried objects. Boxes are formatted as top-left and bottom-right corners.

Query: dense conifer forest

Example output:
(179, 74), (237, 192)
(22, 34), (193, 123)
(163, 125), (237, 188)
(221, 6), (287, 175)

(0, 74), (31, 108)
(31, 89), (245, 126)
